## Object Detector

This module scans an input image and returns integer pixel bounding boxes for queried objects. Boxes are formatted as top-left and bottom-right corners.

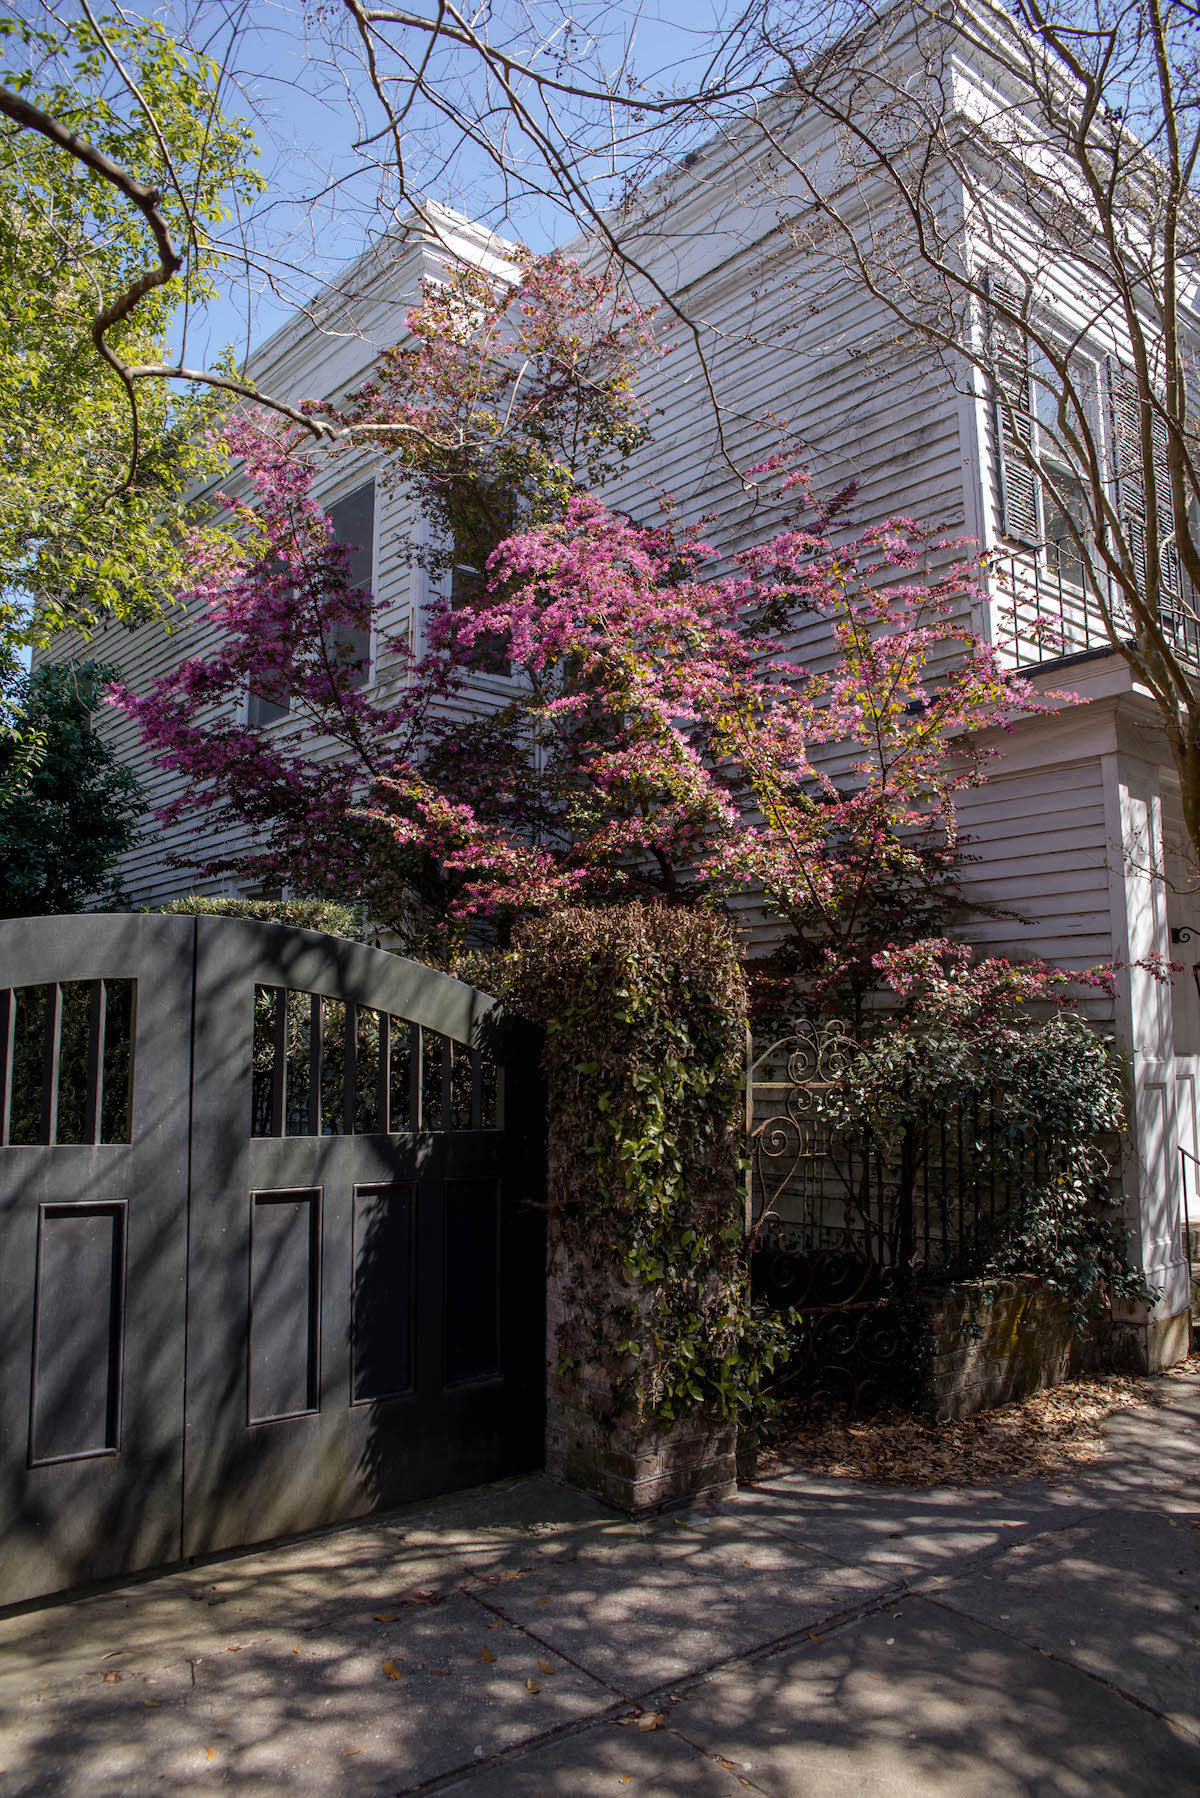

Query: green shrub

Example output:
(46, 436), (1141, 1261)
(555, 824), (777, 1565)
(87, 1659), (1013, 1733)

(148, 894), (362, 938)
(820, 1013), (1145, 1321)
(0, 661), (144, 915)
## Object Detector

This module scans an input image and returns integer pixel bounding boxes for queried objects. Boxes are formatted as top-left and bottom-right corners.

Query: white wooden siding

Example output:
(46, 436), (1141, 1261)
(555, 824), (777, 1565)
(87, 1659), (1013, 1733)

(954, 746), (1116, 1021)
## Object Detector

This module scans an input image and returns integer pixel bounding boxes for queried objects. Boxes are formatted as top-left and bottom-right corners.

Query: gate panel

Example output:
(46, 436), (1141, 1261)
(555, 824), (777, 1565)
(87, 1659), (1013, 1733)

(182, 918), (544, 1559)
(1, 914), (545, 1603)
(0, 915), (194, 1605)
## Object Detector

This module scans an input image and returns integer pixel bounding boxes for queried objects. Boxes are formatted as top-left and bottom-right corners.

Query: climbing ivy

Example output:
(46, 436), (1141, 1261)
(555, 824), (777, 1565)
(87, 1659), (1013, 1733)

(477, 904), (793, 1428)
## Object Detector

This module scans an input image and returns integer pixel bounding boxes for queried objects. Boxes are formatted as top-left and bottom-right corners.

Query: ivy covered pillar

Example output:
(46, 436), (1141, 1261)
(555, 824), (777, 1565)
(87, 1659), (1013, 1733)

(501, 903), (778, 1514)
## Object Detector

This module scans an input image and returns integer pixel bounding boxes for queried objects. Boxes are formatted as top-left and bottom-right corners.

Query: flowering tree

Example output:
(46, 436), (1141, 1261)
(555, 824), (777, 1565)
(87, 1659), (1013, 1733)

(336, 251), (657, 583)
(114, 252), (662, 959)
(117, 404), (1049, 999)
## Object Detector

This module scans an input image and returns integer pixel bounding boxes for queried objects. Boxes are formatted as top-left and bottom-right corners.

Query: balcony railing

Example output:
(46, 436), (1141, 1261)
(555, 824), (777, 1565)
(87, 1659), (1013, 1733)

(991, 549), (1200, 671)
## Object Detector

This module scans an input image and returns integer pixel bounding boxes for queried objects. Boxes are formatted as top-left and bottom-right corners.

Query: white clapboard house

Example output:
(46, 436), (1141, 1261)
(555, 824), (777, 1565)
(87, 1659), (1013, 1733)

(36, 2), (1195, 1366)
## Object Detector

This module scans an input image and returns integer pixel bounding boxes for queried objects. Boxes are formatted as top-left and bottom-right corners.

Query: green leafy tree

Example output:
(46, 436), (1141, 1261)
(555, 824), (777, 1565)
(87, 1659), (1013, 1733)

(0, 6), (263, 656)
(0, 660), (144, 914)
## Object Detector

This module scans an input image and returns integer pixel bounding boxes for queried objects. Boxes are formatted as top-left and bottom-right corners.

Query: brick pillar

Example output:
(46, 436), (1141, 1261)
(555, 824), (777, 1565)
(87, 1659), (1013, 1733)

(544, 1234), (744, 1514)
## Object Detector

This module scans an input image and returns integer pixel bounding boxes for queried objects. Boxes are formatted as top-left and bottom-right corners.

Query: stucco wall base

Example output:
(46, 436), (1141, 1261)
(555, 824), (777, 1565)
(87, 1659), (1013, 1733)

(544, 1239), (747, 1515)
(1106, 1307), (1192, 1374)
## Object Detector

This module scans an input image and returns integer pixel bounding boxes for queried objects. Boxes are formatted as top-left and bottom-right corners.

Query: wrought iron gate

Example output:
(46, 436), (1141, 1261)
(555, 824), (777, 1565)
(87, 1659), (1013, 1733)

(0, 915), (545, 1606)
(747, 1021), (913, 1412)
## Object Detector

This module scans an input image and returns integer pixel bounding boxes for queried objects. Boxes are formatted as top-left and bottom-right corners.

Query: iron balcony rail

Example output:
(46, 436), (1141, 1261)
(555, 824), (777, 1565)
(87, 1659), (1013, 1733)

(991, 549), (1200, 671)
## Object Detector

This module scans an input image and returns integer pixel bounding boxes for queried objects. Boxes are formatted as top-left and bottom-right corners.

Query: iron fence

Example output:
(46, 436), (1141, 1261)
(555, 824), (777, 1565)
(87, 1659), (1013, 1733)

(746, 1021), (1055, 1413)
(748, 1023), (1016, 1283)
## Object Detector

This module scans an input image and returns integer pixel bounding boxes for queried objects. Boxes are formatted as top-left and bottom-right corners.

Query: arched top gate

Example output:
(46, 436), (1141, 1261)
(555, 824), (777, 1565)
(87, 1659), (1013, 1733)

(0, 914), (545, 1607)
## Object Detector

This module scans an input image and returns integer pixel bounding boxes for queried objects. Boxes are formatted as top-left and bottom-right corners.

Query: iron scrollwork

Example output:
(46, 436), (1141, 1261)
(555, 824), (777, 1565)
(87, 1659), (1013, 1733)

(747, 1019), (913, 1415)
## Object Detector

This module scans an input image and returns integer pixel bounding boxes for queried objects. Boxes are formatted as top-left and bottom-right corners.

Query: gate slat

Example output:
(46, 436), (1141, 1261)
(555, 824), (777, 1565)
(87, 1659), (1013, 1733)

(38, 983), (62, 1147)
(84, 981), (106, 1146)
(0, 987), (12, 1147)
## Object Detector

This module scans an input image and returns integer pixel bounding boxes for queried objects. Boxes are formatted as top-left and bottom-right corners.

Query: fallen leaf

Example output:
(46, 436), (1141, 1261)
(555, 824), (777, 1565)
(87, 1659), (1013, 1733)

(431, 1669), (451, 1678)
(503, 1571), (522, 1581)
(205, 1750), (216, 1763)
(638, 1712), (666, 1731)
(480, 1646), (496, 1664)
(101, 1672), (125, 1684)
(213, 1715), (232, 1723)
(535, 1596), (552, 1604)
(1002, 1522), (1020, 1529)
(382, 1660), (402, 1680)
(759, 1364), (1188, 1487)
(526, 1678), (540, 1694)
(867, 1674), (881, 1680)
(343, 1748), (365, 1757)
(293, 1645), (300, 1655)
(373, 1613), (398, 1623)
(488, 1620), (504, 1628)
(537, 1658), (555, 1675)
(225, 1646), (240, 1653)
(620, 1779), (634, 1787)
(144, 1701), (161, 1709)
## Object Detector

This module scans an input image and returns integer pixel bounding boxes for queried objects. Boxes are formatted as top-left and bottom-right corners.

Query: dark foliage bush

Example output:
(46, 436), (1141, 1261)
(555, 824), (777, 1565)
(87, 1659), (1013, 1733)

(0, 662), (144, 916)
(820, 1014), (1145, 1320)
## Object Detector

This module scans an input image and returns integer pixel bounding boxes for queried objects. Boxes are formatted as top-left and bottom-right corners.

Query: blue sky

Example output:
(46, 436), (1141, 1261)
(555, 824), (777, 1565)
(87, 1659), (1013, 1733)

(133, 0), (750, 372)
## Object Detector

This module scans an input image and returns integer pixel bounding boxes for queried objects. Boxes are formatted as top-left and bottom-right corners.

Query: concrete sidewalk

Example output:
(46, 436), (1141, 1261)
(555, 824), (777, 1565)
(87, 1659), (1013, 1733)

(1, 1375), (1197, 1797)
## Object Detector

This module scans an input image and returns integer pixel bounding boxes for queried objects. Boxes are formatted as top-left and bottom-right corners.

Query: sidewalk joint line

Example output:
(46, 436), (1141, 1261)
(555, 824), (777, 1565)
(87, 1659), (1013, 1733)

(919, 1590), (1200, 1748)
(462, 1586), (634, 1703)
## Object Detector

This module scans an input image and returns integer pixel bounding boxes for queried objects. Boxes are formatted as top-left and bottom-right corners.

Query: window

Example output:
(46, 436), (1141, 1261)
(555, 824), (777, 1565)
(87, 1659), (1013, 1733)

(988, 270), (1097, 593)
(1042, 475), (1087, 591)
(449, 487), (515, 676)
(327, 483), (375, 689)
(247, 480), (376, 727)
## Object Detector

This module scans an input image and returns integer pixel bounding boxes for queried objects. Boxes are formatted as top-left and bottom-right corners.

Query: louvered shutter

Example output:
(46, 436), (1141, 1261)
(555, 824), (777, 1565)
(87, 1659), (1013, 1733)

(986, 270), (1040, 544)
(1106, 362), (1182, 605)
(1153, 412), (1184, 600)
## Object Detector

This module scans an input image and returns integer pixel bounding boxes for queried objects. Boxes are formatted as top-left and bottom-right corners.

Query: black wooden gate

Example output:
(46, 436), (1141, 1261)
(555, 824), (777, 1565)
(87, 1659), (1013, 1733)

(0, 915), (545, 1606)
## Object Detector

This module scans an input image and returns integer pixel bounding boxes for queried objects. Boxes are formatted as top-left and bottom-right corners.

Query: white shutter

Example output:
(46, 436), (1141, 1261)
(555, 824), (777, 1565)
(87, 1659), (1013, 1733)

(986, 270), (1040, 544)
